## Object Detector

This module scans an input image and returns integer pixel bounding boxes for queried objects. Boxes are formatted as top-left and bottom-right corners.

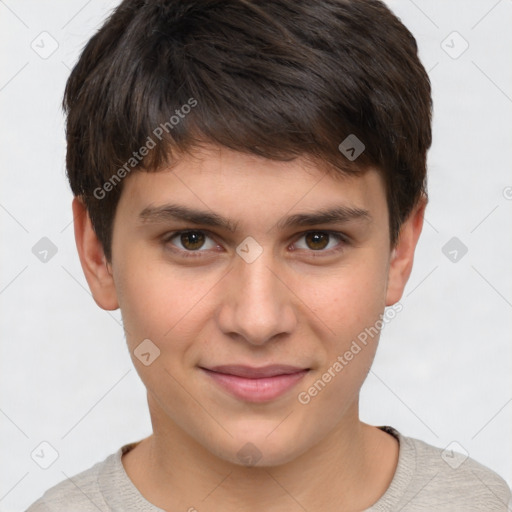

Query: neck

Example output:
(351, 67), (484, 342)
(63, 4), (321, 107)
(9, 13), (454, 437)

(122, 397), (398, 512)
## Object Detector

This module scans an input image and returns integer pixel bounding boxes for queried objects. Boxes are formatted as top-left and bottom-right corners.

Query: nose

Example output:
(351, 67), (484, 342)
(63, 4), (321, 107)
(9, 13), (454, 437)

(216, 247), (297, 346)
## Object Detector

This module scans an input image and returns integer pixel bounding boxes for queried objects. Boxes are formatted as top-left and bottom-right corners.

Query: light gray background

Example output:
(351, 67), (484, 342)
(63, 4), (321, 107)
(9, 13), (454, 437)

(1, 0), (511, 510)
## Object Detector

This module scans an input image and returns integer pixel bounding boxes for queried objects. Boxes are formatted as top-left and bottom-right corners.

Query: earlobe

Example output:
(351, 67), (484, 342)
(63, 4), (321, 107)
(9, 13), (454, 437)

(72, 197), (119, 311)
(385, 197), (427, 306)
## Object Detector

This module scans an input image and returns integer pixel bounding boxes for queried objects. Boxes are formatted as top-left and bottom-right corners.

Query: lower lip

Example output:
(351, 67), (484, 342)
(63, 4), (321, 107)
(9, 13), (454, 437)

(200, 368), (309, 403)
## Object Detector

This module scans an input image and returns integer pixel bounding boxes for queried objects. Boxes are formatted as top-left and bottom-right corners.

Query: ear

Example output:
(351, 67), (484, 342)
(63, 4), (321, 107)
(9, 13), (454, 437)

(385, 196), (427, 306)
(72, 196), (119, 311)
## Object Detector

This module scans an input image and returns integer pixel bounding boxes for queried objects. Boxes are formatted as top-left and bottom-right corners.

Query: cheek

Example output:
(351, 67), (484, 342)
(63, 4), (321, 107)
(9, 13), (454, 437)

(114, 264), (210, 402)
(296, 256), (388, 391)
(115, 254), (215, 354)
(302, 257), (388, 335)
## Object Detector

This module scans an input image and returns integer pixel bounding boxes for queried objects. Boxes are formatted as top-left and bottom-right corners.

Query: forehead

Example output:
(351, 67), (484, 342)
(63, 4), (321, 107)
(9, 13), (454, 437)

(117, 145), (387, 224)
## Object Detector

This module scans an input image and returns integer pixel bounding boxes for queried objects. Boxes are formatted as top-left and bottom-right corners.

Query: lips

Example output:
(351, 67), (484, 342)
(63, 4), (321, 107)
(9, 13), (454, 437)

(203, 364), (308, 378)
(199, 364), (310, 402)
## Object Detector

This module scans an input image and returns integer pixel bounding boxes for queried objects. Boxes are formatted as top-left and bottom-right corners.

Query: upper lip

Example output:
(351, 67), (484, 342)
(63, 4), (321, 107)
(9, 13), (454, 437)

(201, 364), (309, 378)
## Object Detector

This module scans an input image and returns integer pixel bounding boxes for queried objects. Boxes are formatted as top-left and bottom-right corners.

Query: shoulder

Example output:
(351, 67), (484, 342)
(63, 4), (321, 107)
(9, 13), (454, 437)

(385, 428), (512, 511)
(24, 450), (118, 512)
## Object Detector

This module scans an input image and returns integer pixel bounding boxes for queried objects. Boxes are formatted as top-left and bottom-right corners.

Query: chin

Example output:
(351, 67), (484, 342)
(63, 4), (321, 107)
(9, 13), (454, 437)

(205, 427), (309, 469)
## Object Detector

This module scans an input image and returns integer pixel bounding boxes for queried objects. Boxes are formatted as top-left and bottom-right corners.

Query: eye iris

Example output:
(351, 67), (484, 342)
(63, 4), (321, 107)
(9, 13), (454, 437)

(305, 232), (329, 250)
(181, 231), (205, 250)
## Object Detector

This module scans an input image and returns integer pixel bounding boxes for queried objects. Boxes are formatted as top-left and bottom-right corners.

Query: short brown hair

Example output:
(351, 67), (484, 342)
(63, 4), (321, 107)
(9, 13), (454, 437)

(63, 0), (432, 262)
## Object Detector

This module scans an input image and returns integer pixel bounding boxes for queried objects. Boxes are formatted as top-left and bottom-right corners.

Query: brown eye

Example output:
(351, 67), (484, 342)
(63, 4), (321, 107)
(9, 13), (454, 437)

(178, 231), (206, 250)
(162, 229), (219, 259)
(305, 232), (329, 250)
(293, 231), (348, 255)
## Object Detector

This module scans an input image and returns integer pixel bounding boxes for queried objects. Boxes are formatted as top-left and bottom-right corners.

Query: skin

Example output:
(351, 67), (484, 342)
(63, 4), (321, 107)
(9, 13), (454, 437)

(73, 144), (426, 511)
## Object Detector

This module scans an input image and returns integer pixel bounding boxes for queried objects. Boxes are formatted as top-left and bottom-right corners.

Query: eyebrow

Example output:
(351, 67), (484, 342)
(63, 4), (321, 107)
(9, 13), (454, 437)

(138, 203), (371, 233)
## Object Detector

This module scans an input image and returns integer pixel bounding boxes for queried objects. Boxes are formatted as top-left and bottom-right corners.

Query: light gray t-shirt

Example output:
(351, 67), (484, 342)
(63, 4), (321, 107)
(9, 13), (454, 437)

(26, 426), (511, 511)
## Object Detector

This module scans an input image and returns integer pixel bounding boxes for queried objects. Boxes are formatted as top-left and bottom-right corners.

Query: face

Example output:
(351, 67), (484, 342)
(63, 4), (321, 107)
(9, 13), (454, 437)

(86, 144), (416, 467)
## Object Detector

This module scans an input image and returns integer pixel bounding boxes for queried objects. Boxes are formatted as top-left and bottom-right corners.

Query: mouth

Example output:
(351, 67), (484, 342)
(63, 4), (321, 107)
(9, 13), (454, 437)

(199, 365), (310, 403)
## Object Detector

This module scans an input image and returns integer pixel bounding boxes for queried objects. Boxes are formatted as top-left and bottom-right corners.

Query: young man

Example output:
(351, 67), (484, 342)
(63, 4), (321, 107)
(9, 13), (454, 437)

(27, 0), (511, 510)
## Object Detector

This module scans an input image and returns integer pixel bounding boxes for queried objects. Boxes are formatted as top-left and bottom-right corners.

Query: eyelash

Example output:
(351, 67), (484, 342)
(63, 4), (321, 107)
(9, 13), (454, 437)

(161, 229), (349, 259)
